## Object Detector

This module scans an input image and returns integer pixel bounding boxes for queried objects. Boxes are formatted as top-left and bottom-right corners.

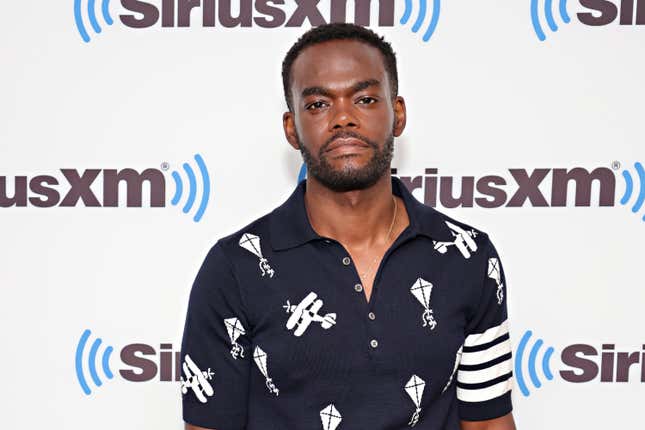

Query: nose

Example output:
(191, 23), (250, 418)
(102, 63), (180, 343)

(329, 99), (359, 131)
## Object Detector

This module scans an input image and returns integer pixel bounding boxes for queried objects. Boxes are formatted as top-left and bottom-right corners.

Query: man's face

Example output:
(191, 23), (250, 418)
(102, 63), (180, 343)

(283, 39), (406, 192)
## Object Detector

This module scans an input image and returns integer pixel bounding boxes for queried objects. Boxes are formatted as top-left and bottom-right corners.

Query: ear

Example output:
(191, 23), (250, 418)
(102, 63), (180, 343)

(392, 96), (407, 137)
(283, 110), (300, 150)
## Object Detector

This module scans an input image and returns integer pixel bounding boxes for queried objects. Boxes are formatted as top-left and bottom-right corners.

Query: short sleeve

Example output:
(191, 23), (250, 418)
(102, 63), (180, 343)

(180, 242), (252, 430)
(457, 236), (514, 421)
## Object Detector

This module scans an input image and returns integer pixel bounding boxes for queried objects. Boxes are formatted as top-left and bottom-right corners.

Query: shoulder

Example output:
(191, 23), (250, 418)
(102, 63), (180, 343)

(213, 181), (309, 257)
(190, 211), (275, 303)
(209, 211), (275, 263)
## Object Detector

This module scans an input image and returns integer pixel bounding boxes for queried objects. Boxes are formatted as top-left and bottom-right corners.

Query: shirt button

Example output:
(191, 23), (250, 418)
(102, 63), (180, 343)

(368, 312), (376, 320)
(324, 239), (331, 244)
(354, 284), (363, 293)
(342, 257), (351, 266)
(370, 339), (379, 348)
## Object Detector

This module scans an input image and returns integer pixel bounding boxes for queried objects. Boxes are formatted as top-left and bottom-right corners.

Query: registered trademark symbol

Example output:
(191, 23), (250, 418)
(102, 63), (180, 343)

(160, 162), (170, 171)
(611, 161), (621, 171)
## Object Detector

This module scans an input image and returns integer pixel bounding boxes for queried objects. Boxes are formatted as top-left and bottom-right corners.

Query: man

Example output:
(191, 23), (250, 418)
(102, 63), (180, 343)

(180, 23), (517, 430)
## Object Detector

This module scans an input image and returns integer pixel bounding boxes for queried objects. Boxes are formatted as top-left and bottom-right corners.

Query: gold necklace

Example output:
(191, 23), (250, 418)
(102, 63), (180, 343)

(359, 196), (397, 281)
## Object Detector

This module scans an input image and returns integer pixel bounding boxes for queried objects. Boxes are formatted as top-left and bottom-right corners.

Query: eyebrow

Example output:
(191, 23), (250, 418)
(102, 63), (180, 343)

(300, 79), (382, 99)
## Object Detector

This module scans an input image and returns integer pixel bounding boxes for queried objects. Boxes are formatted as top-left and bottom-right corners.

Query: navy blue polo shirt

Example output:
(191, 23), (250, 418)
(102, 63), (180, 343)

(180, 176), (514, 430)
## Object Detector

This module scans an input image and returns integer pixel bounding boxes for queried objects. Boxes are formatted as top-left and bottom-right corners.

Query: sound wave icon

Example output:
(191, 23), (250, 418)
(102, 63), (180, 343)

(620, 162), (645, 222)
(171, 153), (211, 223)
(514, 330), (555, 397)
(298, 163), (307, 183)
(400, 0), (441, 43)
(74, 0), (113, 43)
(75, 329), (114, 395)
(530, 0), (571, 41)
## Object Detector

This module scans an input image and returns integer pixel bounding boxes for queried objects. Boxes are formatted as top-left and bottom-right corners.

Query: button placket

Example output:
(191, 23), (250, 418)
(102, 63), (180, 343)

(333, 245), (384, 356)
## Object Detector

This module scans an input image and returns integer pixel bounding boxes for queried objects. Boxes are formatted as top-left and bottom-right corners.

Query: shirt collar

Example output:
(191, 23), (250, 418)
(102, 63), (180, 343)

(269, 176), (454, 251)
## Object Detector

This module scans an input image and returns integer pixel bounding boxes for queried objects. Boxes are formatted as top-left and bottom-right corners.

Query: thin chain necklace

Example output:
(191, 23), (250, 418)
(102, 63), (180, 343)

(359, 196), (397, 281)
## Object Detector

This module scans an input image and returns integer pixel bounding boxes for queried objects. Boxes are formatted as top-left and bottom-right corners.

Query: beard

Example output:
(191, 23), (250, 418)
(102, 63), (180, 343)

(296, 129), (394, 193)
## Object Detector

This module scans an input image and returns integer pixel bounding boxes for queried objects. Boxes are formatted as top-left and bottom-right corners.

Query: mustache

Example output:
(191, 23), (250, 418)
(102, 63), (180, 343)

(321, 131), (376, 153)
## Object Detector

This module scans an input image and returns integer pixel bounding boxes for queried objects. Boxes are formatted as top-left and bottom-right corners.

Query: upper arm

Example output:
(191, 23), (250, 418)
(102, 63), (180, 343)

(460, 412), (516, 430)
(457, 236), (514, 421)
(180, 243), (251, 430)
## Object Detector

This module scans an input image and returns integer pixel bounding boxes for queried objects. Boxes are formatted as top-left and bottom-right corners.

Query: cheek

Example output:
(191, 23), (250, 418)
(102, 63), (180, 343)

(365, 108), (395, 135)
(295, 114), (328, 143)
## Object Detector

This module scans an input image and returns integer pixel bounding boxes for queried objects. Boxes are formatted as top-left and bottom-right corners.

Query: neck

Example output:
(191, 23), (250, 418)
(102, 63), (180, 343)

(304, 174), (400, 248)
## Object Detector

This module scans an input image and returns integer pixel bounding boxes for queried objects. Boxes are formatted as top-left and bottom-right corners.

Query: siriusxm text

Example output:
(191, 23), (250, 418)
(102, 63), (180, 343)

(0, 169), (165, 207)
(393, 167), (616, 208)
(119, 0), (395, 28)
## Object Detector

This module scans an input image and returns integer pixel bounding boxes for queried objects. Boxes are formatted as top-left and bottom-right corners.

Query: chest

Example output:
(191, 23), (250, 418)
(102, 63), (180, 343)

(235, 239), (475, 395)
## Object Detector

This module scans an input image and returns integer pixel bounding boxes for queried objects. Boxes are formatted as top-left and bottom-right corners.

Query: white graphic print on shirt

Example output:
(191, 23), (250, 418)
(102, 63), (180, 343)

(433, 221), (478, 259)
(283, 291), (337, 337)
(405, 374), (426, 427)
(253, 346), (279, 396)
(441, 344), (464, 393)
(320, 403), (342, 430)
(180, 354), (214, 404)
(410, 278), (437, 330)
(487, 258), (504, 305)
(239, 233), (275, 277)
(224, 317), (246, 359)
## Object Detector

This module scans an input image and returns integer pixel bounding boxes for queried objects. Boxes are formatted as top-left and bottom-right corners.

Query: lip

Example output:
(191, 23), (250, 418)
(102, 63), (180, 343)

(325, 138), (370, 153)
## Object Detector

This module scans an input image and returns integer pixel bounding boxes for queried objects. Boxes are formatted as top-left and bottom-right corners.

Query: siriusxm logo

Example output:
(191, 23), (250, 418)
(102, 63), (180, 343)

(75, 329), (182, 395)
(531, 0), (645, 41)
(391, 162), (645, 223)
(169, 154), (211, 222)
(74, 0), (114, 42)
(300, 161), (645, 222)
(515, 330), (645, 397)
(514, 330), (555, 396)
(530, 0), (571, 40)
(75, 329), (115, 395)
(620, 162), (645, 221)
(400, 0), (441, 42)
(0, 153), (211, 222)
(74, 0), (441, 43)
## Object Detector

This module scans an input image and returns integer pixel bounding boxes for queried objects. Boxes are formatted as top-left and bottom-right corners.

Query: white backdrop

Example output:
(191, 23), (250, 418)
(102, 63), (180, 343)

(1, 0), (643, 428)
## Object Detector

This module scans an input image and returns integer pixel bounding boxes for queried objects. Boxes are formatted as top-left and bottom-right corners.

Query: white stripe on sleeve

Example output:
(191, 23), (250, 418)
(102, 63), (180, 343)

(464, 319), (509, 348)
(457, 357), (512, 384)
(459, 339), (511, 366)
(457, 376), (513, 403)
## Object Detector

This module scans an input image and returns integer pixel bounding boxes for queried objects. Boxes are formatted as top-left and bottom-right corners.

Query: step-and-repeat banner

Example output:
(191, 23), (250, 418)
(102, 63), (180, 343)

(1, 1), (642, 428)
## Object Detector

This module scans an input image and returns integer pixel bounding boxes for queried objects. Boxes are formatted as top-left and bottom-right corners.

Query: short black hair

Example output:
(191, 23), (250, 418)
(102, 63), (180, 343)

(281, 23), (398, 112)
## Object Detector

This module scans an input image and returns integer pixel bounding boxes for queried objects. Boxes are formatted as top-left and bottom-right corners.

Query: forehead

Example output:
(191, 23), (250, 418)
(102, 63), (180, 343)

(290, 39), (389, 94)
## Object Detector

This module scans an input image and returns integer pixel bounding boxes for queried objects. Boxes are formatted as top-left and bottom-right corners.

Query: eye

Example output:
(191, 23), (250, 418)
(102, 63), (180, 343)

(357, 96), (377, 105)
(306, 101), (328, 111)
